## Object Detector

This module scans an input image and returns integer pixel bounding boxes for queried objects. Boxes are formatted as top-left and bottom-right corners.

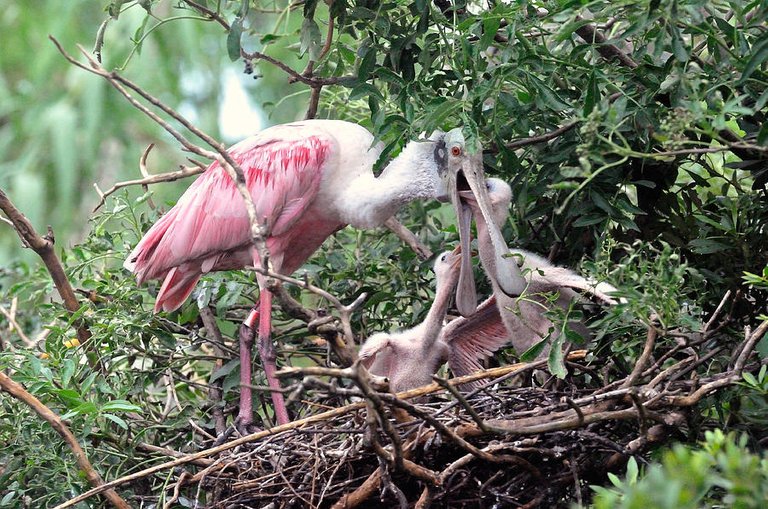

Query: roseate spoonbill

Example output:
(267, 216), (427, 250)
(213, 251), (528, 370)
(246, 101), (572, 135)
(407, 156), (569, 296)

(358, 248), (461, 392)
(445, 178), (620, 381)
(124, 120), (504, 427)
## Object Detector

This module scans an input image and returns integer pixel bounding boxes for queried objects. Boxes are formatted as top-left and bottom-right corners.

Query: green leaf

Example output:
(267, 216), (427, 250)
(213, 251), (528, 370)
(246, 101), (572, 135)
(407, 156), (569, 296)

(739, 33), (768, 84)
(669, 25), (689, 62)
(742, 371), (758, 387)
(103, 413), (129, 430)
(55, 389), (83, 408)
(227, 17), (243, 62)
(573, 213), (607, 227)
(421, 98), (462, 131)
(520, 339), (547, 362)
(357, 47), (377, 80)
(480, 16), (501, 50)
(61, 358), (75, 388)
(349, 83), (382, 101)
(210, 359), (239, 383)
(300, 17), (322, 60)
(547, 335), (566, 379)
(101, 400), (142, 413)
(625, 456), (639, 483)
(260, 33), (284, 45)
(688, 238), (731, 254)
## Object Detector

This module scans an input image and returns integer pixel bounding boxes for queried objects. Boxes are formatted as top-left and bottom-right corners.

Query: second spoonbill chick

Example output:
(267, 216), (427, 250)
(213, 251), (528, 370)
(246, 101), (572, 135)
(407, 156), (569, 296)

(359, 248), (462, 392)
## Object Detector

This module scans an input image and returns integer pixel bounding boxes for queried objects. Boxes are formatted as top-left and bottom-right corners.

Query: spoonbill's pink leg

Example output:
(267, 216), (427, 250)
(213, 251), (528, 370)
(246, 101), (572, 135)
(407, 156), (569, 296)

(256, 290), (290, 425)
(235, 297), (290, 427)
(236, 307), (259, 428)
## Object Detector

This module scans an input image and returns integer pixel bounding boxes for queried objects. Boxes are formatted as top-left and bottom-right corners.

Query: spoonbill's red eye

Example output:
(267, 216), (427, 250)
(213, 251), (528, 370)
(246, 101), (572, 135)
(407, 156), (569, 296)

(451, 146), (462, 156)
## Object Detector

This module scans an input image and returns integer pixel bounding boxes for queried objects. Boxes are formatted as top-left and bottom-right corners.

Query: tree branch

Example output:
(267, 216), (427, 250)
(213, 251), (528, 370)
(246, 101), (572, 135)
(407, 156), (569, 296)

(0, 372), (130, 508)
(93, 157), (205, 211)
(505, 120), (581, 150)
(0, 189), (95, 363)
(574, 20), (638, 69)
(51, 37), (271, 271)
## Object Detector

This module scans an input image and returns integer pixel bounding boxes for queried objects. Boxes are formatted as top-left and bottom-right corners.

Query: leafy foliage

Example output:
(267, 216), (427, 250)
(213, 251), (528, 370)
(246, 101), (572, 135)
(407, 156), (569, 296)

(1, 0), (768, 506)
(588, 430), (768, 509)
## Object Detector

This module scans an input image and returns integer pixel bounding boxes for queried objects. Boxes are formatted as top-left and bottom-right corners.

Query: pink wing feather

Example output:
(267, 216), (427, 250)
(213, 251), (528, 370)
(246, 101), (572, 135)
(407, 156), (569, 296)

(125, 126), (333, 311)
(443, 296), (510, 379)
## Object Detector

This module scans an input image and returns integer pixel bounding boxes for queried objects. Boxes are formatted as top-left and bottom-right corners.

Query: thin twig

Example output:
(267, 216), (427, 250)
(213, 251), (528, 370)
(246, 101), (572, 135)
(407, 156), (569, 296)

(622, 321), (658, 388)
(242, 48), (348, 87)
(505, 120), (581, 150)
(704, 290), (732, 333)
(0, 303), (33, 347)
(182, 0), (230, 30)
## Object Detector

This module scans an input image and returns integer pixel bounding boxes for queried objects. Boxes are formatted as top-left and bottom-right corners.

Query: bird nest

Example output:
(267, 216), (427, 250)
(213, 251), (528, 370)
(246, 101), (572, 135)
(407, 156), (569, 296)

(65, 316), (759, 509)
(178, 340), (750, 509)
(201, 386), (637, 508)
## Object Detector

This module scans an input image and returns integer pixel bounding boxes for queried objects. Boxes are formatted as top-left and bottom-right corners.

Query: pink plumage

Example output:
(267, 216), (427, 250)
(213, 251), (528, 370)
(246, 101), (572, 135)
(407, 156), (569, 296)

(124, 119), (456, 427)
(125, 128), (335, 312)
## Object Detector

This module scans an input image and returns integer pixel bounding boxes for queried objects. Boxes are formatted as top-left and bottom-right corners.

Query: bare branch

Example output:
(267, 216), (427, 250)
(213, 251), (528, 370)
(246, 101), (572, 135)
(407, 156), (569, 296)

(574, 20), (638, 69)
(93, 160), (204, 211)
(622, 320), (658, 388)
(505, 120), (581, 150)
(182, 0), (230, 30)
(242, 48), (348, 87)
(50, 37), (271, 270)
(0, 303), (34, 348)
(0, 188), (95, 364)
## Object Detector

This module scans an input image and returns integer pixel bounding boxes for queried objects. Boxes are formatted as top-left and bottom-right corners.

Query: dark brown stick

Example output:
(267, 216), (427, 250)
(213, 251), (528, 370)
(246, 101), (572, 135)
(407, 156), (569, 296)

(505, 120), (581, 150)
(0, 189), (95, 363)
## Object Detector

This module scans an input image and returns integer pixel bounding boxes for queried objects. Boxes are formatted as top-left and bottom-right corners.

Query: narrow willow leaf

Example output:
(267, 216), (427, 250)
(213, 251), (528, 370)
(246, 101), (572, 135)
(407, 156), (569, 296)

(227, 17), (243, 61)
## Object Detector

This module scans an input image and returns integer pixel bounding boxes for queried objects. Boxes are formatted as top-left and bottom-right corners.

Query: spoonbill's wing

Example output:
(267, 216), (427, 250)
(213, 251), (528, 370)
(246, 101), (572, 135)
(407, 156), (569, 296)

(529, 267), (621, 305)
(125, 127), (332, 284)
(443, 296), (510, 378)
(358, 333), (394, 374)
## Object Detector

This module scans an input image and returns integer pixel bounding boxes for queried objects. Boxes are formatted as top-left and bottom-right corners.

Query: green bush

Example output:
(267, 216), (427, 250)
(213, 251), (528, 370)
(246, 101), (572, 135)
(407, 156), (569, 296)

(588, 430), (768, 509)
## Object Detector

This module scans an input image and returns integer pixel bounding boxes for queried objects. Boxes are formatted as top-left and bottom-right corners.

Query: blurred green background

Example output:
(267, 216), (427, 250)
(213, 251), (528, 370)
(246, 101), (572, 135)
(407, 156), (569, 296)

(0, 0), (308, 265)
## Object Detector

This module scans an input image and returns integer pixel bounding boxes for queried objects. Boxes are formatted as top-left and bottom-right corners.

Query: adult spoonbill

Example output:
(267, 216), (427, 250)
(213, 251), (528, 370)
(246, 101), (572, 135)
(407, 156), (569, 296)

(445, 178), (620, 382)
(124, 120), (506, 427)
(358, 248), (461, 392)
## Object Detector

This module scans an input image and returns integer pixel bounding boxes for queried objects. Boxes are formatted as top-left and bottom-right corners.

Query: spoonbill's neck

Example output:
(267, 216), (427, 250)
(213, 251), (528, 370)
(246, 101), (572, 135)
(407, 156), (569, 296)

(340, 142), (439, 228)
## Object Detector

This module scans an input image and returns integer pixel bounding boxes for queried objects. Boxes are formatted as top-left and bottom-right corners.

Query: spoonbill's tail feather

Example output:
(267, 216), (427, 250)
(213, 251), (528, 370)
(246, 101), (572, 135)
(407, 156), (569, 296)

(154, 266), (202, 313)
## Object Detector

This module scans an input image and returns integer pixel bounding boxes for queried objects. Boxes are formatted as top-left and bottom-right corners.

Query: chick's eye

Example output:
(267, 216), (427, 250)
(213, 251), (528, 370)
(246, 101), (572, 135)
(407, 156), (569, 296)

(450, 146), (462, 156)
(440, 253), (448, 262)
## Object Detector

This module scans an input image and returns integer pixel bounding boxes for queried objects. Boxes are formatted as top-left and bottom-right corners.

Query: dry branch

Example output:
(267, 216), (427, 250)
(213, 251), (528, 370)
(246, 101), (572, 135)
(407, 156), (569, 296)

(0, 372), (130, 509)
(93, 153), (204, 211)
(0, 302), (33, 348)
(53, 356), (583, 508)
(50, 37), (271, 271)
(0, 188), (95, 363)
(505, 120), (581, 150)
